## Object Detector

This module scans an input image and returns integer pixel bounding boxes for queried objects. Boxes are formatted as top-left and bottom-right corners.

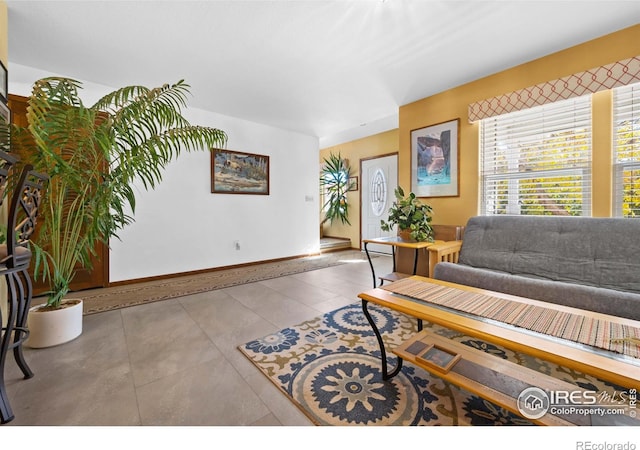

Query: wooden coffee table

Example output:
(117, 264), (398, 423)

(357, 276), (640, 424)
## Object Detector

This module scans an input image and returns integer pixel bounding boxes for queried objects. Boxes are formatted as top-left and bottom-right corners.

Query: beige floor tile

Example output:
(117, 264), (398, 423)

(2, 253), (393, 427)
(122, 300), (224, 387)
(224, 283), (322, 329)
(260, 276), (341, 306)
(244, 369), (313, 426)
(136, 358), (270, 425)
(6, 314), (139, 425)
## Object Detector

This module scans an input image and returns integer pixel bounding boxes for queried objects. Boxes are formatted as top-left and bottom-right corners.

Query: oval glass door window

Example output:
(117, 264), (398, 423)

(370, 168), (387, 217)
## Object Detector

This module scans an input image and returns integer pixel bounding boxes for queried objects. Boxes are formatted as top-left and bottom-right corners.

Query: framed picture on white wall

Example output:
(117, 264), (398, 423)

(0, 100), (9, 155)
(211, 148), (270, 195)
(0, 60), (7, 104)
(0, 101), (9, 123)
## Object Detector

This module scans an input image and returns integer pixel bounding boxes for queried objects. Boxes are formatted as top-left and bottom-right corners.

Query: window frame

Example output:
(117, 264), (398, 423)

(612, 82), (640, 218)
(479, 95), (592, 217)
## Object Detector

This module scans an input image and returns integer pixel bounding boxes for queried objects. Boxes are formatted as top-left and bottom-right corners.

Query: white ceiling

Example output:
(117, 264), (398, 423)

(5, 1), (640, 146)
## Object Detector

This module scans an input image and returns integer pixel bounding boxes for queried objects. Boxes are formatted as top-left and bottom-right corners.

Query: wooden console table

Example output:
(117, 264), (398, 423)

(358, 276), (640, 390)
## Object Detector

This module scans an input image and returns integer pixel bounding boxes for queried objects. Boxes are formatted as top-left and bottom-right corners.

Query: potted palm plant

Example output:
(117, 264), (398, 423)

(319, 152), (354, 232)
(380, 186), (434, 242)
(10, 77), (227, 347)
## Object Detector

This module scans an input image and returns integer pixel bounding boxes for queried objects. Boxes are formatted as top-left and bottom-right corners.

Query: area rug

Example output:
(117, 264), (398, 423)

(239, 302), (620, 426)
(67, 250), (371, 315)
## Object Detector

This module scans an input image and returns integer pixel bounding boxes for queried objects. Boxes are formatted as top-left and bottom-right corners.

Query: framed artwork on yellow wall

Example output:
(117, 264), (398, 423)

(348, 176), (358, 191)
(410, 118), (459, 198)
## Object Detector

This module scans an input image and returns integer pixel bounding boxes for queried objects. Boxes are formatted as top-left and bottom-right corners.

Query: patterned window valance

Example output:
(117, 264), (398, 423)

(468, 56), (640, 122)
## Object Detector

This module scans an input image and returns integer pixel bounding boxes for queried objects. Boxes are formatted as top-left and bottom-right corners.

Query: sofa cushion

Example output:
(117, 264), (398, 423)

(458, 216), (640, 294)
(434, 262), (640, 321)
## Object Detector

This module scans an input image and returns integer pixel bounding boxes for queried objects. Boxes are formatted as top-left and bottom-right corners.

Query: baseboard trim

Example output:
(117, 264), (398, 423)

(107, 252), (325, 288)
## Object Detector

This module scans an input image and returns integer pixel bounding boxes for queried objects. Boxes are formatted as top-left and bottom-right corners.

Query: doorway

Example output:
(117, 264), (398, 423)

(360, 154), (398, 254)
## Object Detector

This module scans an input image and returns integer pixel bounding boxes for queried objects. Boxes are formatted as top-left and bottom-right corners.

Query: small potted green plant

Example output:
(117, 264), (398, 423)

(380, 186), (434, 242)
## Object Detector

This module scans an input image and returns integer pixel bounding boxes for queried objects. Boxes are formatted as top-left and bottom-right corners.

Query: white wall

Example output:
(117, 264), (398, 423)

(9, 64), (321, 283)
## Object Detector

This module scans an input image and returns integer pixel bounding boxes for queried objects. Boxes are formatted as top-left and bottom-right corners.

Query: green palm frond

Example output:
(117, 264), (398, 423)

(320, 152), (353, 226)
(12, 76), (228, 307)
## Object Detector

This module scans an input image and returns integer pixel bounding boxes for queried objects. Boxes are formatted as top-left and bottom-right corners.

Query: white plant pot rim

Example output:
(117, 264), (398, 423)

(26, 299), (83, 348)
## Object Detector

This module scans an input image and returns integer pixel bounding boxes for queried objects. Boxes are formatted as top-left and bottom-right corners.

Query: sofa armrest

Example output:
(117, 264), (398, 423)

(427, 240), (463, 277)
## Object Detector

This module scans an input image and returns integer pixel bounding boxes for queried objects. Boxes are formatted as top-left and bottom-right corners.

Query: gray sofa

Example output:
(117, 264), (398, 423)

(433, 215), (640, 321)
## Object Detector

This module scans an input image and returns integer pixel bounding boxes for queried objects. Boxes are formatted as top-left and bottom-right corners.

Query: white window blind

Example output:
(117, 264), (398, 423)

(480, 95), (592, 216)
(613, 82), (640, 218)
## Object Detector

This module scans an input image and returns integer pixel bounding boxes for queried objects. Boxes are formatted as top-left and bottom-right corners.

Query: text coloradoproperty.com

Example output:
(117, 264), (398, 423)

(552, 406), (628, 416)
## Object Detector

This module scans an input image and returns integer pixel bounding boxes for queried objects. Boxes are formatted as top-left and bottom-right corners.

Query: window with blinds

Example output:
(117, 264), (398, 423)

(480, 95), (592, 216)
(613, 82), (640, 218)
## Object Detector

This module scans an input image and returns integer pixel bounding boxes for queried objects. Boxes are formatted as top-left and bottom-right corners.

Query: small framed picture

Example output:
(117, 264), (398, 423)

(0, 101), (9, 153)
(348, 176), (358, 191)
(0, 60), (7, 104)
(416, 344), (461, 373)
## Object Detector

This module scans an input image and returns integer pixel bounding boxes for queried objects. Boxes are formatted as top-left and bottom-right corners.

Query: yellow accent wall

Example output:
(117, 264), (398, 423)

(320, 129), (398, 248)
(323, 24), (640, 243)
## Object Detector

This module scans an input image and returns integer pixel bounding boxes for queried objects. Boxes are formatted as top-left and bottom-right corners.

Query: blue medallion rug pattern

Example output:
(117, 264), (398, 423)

(239, 303), (616, 426)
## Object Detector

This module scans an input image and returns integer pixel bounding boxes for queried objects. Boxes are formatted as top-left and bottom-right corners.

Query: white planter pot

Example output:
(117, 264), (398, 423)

(25, 299), (83, 348)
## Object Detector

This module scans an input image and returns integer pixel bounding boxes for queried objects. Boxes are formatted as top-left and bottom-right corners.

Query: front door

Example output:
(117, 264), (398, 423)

(361, 154), (398, 254)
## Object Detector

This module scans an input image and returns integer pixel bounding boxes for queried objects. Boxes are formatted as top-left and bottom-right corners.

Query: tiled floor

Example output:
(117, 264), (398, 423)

(4, 251), (393, 426)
